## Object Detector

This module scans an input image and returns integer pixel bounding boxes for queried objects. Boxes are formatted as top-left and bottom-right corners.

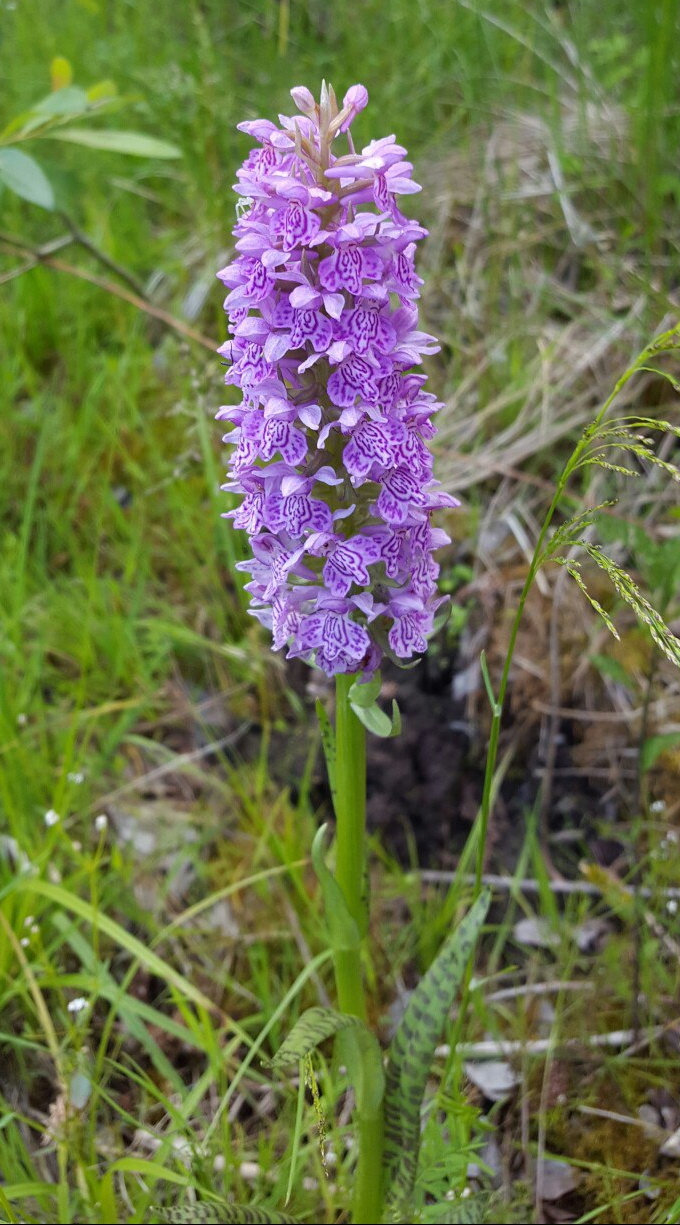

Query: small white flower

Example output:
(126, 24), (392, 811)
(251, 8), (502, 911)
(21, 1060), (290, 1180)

(16, 713), (27, 726)
(667, 899), (678, 915)
(94, 814), (108, 833)
(31, 924), (39, 935)
(67, 772), (85, 785)
(23, 915), (34, 928)
(44, 809), (60, 827)
(650, 800), (667, 814)
(20, 937), (30, 948)
(67, 997), (88, 1014)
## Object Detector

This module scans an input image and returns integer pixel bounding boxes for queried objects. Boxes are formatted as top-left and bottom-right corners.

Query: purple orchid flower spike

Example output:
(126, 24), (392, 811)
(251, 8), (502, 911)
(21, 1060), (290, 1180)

(217, 83), (458, 676)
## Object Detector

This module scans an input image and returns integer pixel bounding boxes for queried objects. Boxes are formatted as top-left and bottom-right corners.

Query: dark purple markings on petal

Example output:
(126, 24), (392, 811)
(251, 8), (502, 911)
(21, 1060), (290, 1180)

(261, 419), (307, 465)
(322, 535), (382, 597)
(306, 497), (334, 532)
(255, 144), (278, 176)
(373, 173), (391, 212)
(290, 309), (333, 352)
(327, 356), (378, 408)
(229, 343), (272, 389)
(376, 371), (404, 410)
(388, 612), (428, 658)
(227, 307), (249, 328)
(318, 245), (364, 295)
(272, 594), (302, 649)
(343, 307), (395, 356)
(376, 466), (423, 524)
(272, 200), (321, 251)
(344, 419), (407, 480)
(272, 298), (295, 328)
(269, 492), (332, 536)
(380, 529), (409, 578)
(296, 612), (325, 652)
(395, 425), (432, 473)
(233, 491), (266, 533)
(231, 419), (264, 470)
(359, 247), (383, 282)
(392, 251), (422, 297)
(411, 551), (438, 598)
(304, 611), (371, 662)
(245, 258), (275, 302)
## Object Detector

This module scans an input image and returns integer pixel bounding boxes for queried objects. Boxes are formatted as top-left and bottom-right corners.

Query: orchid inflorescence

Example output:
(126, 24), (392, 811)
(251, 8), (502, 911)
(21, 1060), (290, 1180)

(218, 82), (455, 676)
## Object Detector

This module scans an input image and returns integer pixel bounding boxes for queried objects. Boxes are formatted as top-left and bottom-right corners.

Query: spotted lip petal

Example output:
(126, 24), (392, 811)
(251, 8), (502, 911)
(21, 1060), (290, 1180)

(217, 84), (454, 675)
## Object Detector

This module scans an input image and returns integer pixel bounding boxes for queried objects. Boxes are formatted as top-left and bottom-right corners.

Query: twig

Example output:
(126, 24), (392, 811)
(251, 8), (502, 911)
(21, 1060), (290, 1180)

(486, 979), (594, 1004)
(40, 255), (218, 351)
(437, 1025), (664, 1060)
(417, 870), (680, 901)
(577, 1103), (665, 1139)
(91, 723), (251, 809)
(62, 214), (148, 297)
(0, 230), (217, 352)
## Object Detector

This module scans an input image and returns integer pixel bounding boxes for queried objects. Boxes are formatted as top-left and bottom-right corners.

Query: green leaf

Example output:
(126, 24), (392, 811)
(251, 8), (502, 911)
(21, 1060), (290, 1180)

(270, 1007), (385, 1118)
(348, 672), (382, 708)
(50, 57), (74, 90)
(340, 1022), (385, 1117)
(86, 79), (118, 103)
(162, 1203), (299, 1224)
(268, 1005), (356, 1069)
(35, 86), (89, 116)
(311, 825), (361, 952)
(640, 732), (680, 774)
(351, 698), (401, 738)
(383, 891), (491, 1220)
(45, 127), (181, 158)
(0, 148), (54, 209)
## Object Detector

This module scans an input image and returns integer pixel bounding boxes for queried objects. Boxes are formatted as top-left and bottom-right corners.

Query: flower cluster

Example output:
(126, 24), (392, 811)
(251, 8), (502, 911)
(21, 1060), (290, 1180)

(217, 83), (456, 676)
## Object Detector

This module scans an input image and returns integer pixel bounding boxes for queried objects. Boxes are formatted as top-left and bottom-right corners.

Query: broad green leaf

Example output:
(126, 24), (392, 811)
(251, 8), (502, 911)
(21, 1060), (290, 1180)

(351, 697), (401, 738)
(0, 149), (54, 209)
(348, 672), (382, 708)
(50, 57), (73, 90)
(383, 891), (491, 1219)
(271, 1007), (385, 1118)
(35, 85), (89, 116)
(46, 127), (181, 158)
(311, 824), (361, 951)
(269, 1006), (355, 1069)
(340, 1021), (385, 1117)
(315, 699), (336, 810)
(162, 1203), (299, 1224)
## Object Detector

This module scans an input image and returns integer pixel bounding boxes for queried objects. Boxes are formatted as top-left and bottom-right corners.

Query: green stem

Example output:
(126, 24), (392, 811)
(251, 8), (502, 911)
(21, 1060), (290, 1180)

(332, 672), (384, 1224)
(333, 672), (368, 1021)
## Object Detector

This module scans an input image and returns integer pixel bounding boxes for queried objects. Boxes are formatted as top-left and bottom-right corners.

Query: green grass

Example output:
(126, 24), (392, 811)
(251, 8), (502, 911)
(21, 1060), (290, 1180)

(3, 1), (680, 1221)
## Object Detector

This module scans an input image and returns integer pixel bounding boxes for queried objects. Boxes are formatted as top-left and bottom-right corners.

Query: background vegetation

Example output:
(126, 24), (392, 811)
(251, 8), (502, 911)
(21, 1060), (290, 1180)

(2, 1), (680, 1221)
